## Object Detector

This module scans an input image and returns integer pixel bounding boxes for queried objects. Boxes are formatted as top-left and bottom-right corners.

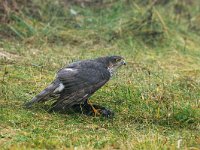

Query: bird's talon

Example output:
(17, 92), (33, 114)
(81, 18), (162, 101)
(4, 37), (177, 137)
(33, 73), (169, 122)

(87, 100), (102, 116)
(93, 109), (101, 116)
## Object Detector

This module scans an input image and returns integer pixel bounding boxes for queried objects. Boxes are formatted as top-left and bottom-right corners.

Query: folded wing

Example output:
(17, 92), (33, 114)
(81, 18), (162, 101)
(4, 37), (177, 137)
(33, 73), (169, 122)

(51, 66), (110, 110)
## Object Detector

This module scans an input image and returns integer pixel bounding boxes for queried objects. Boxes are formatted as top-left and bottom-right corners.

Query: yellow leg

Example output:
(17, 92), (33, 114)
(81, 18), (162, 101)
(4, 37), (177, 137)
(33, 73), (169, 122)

(87, 100), (101, 116)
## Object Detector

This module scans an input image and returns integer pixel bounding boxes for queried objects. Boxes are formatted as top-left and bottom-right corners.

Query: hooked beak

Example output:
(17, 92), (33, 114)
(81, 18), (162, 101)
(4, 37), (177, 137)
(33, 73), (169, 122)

(122, 59), (126, 65)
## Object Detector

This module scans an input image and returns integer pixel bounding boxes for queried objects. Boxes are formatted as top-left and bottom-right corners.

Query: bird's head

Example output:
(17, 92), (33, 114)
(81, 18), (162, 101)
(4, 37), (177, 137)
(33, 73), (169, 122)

(107, 55), (126, 68)
(97, 55), (126, 75)
(106, 56), (126, 76)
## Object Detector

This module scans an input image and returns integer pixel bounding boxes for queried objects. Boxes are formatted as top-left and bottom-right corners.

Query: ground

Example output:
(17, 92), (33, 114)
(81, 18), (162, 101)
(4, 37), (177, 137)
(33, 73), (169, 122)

(0, 1), (200, 149)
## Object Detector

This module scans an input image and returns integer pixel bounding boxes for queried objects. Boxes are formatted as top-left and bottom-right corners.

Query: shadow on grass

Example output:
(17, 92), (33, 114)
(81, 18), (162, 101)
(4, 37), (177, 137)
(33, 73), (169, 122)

(23, 102), (115, 119)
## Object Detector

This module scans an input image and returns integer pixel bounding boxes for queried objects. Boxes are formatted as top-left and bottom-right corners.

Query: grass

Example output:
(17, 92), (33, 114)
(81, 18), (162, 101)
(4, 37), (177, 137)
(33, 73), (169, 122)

(0, 0), (200, 149)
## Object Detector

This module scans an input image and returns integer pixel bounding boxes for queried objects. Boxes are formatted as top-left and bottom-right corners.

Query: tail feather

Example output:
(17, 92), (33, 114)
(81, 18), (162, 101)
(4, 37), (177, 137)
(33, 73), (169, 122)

(24, 80), (60, 108)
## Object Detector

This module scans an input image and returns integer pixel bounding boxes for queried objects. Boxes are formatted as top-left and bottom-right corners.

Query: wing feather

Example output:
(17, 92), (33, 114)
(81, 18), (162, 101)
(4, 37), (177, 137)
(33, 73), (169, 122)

(52, 66), (110, 109)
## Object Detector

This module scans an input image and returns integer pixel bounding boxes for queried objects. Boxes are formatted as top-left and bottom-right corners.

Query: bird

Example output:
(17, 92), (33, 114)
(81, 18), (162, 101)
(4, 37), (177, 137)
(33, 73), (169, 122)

(24, 56), (126, 116)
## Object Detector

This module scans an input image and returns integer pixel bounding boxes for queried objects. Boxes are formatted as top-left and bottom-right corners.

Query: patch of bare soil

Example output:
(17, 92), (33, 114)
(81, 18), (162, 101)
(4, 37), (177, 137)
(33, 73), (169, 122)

(0, 125), (16, 146)
(0, 48), (19, 60)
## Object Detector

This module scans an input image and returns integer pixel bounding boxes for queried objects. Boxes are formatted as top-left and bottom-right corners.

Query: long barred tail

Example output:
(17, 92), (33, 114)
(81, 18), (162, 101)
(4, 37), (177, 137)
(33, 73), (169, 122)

(24, 80), (60, 108)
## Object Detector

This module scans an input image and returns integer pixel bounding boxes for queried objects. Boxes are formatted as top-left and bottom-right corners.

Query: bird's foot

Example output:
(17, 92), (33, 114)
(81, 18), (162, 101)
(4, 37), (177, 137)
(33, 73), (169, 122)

(93, 108), (101, 117)
(70, 100), (114, 118)
(87, 100), (101, 117)
(84, 100), (114, 118)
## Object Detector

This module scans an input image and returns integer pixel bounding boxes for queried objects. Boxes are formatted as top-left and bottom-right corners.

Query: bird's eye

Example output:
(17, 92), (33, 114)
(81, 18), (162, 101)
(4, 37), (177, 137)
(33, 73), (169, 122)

(115, 58), (121, 62)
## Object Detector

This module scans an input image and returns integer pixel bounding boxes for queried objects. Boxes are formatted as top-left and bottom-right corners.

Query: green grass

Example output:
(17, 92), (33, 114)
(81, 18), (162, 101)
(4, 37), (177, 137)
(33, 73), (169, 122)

(0, 0), (200, 149)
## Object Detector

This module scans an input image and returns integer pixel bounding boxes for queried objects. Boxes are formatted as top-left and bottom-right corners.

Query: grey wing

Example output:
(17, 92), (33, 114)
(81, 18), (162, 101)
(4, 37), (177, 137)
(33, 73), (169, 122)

(52, 67), (110, 110)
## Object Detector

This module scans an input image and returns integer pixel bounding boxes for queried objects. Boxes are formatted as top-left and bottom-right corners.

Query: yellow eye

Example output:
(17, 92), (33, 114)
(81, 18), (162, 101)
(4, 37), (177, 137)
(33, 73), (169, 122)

(115, 58), (121, 62)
